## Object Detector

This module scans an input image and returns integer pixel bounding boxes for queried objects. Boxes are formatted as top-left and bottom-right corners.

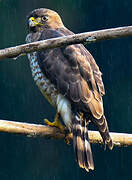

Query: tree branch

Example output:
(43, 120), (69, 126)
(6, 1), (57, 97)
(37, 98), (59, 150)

(0, 26), (132, 60)
(0, 119), (131, 147)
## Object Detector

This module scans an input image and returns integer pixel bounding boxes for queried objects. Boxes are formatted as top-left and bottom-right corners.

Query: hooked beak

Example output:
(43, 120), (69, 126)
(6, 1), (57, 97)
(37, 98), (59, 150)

(28, 17), (43, 27)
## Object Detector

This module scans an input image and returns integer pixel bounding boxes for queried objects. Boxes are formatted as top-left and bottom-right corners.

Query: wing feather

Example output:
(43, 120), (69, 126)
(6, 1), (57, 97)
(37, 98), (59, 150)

(37, 27), (104, 119)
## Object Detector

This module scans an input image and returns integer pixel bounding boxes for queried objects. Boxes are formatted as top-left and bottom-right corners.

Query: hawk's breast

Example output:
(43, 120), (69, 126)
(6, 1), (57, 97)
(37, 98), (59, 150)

(28, 51), (58, 107)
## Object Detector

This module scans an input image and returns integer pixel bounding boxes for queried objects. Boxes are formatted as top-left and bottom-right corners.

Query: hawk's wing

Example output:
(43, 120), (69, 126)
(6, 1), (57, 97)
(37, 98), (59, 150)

(37, 28), (105, 119)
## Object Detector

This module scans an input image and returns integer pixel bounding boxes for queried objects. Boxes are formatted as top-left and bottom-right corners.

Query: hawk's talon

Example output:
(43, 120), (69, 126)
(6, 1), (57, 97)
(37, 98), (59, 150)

(44, 116), (71, 144)
(44, 114), (65, 132)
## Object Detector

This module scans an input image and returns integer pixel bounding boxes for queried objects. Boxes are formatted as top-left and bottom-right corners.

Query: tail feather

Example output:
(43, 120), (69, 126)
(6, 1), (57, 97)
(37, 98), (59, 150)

(72, 115), (94, 171)
(84, 124), (94, 170)
(92, 115), (113, 150)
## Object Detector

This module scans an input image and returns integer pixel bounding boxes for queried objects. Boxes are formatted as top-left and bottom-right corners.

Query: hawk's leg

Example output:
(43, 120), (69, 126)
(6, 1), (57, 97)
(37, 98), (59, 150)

(44, 113), (65, 132)
(44, 113), (70, 144)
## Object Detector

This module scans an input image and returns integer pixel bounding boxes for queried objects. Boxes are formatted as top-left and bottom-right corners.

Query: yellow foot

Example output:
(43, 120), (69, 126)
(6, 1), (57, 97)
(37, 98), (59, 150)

(44, 113), (71, 144)
(44, 113), (65, 132)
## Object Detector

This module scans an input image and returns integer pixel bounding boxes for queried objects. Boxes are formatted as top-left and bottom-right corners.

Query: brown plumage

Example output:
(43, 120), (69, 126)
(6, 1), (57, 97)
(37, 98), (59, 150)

(26, 8), (113, 172)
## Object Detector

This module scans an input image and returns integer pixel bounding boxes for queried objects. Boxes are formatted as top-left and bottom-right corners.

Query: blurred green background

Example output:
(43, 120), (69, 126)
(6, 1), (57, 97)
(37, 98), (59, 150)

(0, 0), (132, 179)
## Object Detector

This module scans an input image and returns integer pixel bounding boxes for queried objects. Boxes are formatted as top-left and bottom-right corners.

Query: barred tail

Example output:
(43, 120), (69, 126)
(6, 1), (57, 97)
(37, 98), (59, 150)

(92, 115), (113, 150)
(72, 115), (94, 172)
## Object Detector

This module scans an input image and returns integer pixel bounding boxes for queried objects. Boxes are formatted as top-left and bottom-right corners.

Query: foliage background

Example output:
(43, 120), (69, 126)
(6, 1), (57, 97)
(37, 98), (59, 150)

(0, 0), (132, 179)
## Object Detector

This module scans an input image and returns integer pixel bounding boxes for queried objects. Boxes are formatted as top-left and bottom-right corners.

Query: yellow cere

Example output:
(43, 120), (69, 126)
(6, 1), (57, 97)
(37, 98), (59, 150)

(30, 17), (35, 21)
(29, 17), (43, 26)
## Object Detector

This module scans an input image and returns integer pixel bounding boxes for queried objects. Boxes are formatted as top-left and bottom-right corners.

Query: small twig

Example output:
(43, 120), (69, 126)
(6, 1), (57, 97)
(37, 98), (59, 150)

(0, 26), (132, 60)
(0, 119), (131, 147)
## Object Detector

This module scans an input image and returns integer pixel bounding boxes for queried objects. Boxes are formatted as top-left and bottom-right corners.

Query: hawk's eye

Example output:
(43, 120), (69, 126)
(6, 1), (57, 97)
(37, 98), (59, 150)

(41, 15), (48, 22)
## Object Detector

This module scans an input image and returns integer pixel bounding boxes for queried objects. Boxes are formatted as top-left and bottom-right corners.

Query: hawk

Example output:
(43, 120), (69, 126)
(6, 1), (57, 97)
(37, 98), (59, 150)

(26, 8), (113, 172)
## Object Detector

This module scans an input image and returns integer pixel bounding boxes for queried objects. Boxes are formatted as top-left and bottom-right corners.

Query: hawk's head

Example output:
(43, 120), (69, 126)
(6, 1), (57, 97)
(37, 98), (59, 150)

(27, 8), (64, 32)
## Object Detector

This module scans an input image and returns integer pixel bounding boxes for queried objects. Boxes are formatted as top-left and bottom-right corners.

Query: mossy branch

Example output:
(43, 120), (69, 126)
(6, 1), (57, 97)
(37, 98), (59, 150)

(0, 119), (131, 147)
(0, 26), (132, 60)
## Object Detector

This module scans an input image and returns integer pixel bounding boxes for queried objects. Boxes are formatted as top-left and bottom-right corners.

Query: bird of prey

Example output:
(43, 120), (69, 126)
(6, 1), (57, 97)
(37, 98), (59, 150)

(26, 8), (113, 172)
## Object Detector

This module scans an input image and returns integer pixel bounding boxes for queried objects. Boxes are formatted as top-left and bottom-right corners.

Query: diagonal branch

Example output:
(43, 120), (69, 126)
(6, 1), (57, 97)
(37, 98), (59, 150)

(0, 119), (132, 147)
(0, 26), (132, 60)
